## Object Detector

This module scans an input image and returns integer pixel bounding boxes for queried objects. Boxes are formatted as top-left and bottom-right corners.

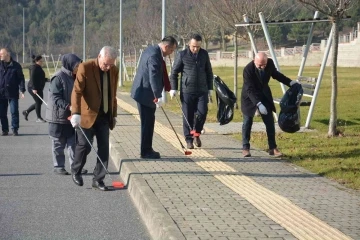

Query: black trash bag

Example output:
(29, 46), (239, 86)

(213, 75), (237, 125)
(278, 83), (304, 133)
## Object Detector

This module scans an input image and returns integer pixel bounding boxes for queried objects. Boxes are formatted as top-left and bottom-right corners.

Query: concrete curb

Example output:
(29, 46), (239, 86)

(109, 135), (185, 240)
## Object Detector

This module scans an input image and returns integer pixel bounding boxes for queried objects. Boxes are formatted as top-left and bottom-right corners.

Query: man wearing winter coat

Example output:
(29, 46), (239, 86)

(0, 48), (26, 136)
(241, 52), (298, 157)
(46, 53), (85, 176)
(170, 34), (213, 149)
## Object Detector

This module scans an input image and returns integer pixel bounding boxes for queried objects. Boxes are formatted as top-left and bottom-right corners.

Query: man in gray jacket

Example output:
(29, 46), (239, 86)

(170, 34), (213, 149)
(45, 54), (87, 175)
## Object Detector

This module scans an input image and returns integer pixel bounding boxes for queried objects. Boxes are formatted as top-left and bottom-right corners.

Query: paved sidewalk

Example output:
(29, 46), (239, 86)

(110, 91), (360, 240)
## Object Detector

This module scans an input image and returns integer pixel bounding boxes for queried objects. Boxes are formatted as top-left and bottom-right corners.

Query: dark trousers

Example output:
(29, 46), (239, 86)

(71, 114), (109, 182)
(0, 99), (9, 132)
(242, 110), (277, 150)
(27, 88), (43, 119)
(0, 98), (19, 132)
(181, 92), (208, 143)
(137, 102), (156, 155)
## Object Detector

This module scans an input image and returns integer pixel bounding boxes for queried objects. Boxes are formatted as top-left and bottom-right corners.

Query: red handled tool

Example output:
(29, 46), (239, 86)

(174, 96), (200, 137)
(168, 55), (199, 138)
(68, 116), (125, 188)
(154, 98), (192, 155)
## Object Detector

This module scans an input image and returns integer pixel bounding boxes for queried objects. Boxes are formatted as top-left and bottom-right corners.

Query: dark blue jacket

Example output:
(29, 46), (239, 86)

(131, 45), (164, 108)
(0, 58), (25, 99)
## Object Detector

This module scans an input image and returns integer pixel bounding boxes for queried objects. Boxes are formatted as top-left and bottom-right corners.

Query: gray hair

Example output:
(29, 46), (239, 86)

(99, 46), (118, 59)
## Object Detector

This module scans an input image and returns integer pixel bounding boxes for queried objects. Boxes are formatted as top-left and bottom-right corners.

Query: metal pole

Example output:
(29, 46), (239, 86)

(161, 0), (167, 103)
(259, 12), (286, 94)
(305, 26), (333, 129)
(23, 7), (25, 63)
(119, 0), (123, 87)
(83, 0), (86, 61)
(243, 14), (258, 55)
(233, 31), (238, 109)
(298, 11), (319, 77)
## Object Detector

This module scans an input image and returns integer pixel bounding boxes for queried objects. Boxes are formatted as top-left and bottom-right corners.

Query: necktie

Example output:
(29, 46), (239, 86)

(259, 70), (265, 82)
(162, 59), (171, 92)
(103, 72), (108, 113)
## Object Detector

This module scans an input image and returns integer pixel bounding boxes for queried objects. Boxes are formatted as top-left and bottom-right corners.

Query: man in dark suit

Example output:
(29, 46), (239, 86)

(169, 34), (213, 149)
(70, 46), (119, 191)
(241, 52), (298, 157)
(131, 36), (177, 159)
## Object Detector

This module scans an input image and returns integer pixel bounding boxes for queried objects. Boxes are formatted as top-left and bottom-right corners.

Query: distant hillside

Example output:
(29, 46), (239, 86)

(0, 0), (358, 62)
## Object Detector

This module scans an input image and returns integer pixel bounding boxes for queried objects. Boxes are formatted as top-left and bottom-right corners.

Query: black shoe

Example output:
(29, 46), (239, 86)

(187, 142), (194, 149)
(72, 174), (83, 186)
(194, 136), (201, 147)
(54, 168), (69, 175)
(92, 180), (108, 191)
(1, 131), (8, 136)
(22, 110), (28, 121)
(140, 150), (161, 159)
(81, 168), (88, 174)
(12, 130), (18, 136)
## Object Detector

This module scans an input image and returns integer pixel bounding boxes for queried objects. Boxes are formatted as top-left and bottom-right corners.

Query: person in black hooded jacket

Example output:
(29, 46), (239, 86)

(23, 55), (47, 123)
(45, 53), (87, 175)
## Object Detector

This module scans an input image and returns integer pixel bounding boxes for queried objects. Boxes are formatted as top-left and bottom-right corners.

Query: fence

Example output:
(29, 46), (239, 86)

(117, 23), (360, 80)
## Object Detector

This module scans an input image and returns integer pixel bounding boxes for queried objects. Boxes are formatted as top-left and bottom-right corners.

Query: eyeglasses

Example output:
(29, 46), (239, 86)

(103, 63), (115, 68)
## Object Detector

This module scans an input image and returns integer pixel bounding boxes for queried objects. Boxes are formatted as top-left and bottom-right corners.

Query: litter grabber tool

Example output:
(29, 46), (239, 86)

(154, 98), (192, 156)
(174, 96), (200, 137)
(78, 125), (125, 189)
(35, 93), (48, 106)
(68, 116), (125, 189)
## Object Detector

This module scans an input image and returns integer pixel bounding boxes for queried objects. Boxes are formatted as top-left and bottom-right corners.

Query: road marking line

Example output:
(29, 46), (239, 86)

(117, 97), (352, 240)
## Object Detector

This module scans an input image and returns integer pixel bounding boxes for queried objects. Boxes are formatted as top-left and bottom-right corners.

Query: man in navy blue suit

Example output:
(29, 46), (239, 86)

(131, 36), (177, 159)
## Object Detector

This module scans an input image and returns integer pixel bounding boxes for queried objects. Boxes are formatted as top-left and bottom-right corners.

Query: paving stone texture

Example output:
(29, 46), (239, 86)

(109, 91), (360, 240)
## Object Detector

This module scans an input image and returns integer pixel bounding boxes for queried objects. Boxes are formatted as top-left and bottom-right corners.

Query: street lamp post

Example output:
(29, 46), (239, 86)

(161, 0), (167, 103)
(22, 7), (25, 63)
(119, 0), (123, 87)
(83, 0), (86, 61)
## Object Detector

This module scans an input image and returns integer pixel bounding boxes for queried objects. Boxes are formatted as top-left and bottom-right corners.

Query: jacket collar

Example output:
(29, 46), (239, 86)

(93, 59), (101, 91)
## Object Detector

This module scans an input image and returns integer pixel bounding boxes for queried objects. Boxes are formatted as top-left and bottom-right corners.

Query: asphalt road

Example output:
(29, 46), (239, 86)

(0, 83), (150, 240)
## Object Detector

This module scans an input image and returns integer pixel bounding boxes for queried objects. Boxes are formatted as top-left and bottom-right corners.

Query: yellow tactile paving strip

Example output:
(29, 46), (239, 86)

(117, 97), (353, 240)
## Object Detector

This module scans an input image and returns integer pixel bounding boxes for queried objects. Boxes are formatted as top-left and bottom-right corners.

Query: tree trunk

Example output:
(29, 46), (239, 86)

(204, 39), (208, 50)
(182, 38), (186, 50)
(220, 26), (226, 51)
(328, 19), (339, 137)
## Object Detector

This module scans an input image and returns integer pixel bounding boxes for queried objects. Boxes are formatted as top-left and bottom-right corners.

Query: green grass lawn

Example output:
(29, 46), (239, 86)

(41, 64), (360, 190)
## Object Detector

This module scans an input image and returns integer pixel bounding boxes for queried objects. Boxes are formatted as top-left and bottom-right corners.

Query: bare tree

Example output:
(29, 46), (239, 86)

(298, 0), (358, 136)
(187, 1), (219, 49)
(166, 0), (194, 49)
(135, 0), (162, 45)
(10, 38), (22, 62)
(208, 0), (304, 49)
(208, 0), (278, 40)
(41, 14), (53, 54)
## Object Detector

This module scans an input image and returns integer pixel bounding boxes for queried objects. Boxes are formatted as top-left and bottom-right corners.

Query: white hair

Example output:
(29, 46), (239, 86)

(99, 46), (118, 59)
